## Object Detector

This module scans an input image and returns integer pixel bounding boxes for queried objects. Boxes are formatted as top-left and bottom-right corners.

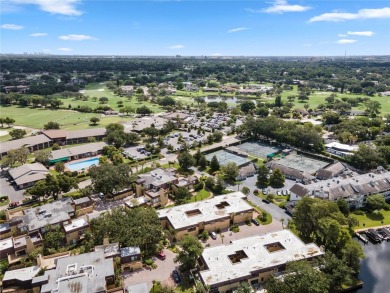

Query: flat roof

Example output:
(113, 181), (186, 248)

(3, 265), (40, 282)
(63, 218), (89, 233)
(21, 198), (74, 231)
(199, 230), (323, 287)
(126, 282), (149, 293)
(0, 238), (13, 251)
(157, 192), (253, 230)
(40, 251), (114, 293)
(137, 168), (177, 188)
(121, 246), (141, 257)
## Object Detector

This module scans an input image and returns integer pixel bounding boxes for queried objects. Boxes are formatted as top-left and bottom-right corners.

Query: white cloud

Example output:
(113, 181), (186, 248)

(347, 31), (375, 36)
(261, 0), (311, 14)
(228, 27), (248, 33)
(211, 53), (222, 56)
(335, 39), (357, 44)
(1, 24), (24, 30)
(168, 45), (184, 49)
(29, 32), (47, 37)
(9, 0), (82, 16)
(338, 34), (347, 37)
(57, 47), (73, 51)
(304, 43), (312, 47)
(59, 34), (97, 41)
(309, 7), (390, 22)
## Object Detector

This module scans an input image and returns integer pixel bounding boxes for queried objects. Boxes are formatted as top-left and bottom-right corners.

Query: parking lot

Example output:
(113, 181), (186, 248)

(122, 248), (179, 290)
(123, 145), (149, 160)
(0, 177), (25, 204)
(164, 130), (205, 151)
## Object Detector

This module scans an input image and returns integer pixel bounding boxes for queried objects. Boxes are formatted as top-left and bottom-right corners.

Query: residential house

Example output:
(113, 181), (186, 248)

(136, 168), (178, 207)
(8, 163), (49, 189)
(316, 162), (346, 180)
(267, 161), (314, 183)
(158, 192), (254, 241)
(289, 170), (390, 208)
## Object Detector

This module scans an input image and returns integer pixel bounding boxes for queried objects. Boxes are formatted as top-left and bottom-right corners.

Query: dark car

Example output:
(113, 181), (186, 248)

(252, 218), (260, 226)
(262, 198), (270, 204)
(172, 270), (182, 284)
(156, 251), (166, 260)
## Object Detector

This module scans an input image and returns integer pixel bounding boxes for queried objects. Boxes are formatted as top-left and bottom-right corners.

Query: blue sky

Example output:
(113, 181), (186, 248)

(1, 0), (389, 56)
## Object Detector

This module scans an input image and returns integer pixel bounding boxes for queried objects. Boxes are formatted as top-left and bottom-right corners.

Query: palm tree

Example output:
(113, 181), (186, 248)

(281, 218), (285, 229)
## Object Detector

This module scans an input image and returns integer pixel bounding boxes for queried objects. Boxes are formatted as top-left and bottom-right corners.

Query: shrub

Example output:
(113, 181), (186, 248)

(279, 202), (286, 209)
(230, 224), (240, 233)
(145, 259), (153, 266)
(353, 210), (365, 215)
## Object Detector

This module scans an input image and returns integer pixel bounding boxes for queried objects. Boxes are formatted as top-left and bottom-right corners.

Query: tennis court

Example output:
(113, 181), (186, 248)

(276, 153), (329, 174)
(205, 150), (250, 167)
(236, 142), (281, 160)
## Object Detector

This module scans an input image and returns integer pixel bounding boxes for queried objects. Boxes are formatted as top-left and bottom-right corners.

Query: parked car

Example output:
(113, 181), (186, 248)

(276, 191), (282, 196)
(98, 192), (105, 199)
(209, 231), (217, 240)
(262, 198), (270, 204)
(172, 270), (182, 284)
(252, 219), (260, 226)
(262, 189), (268, 195)
(156, 251), (166, 260)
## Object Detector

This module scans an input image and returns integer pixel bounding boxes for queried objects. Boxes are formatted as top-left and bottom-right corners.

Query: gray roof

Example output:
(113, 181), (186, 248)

(94, 243), (120, 258)
(21, 198), (74, 232)
(3, 265), (40, 282)
(0, 134), (51, 154)
(289, 184), (309, 197)
(9, 163), (49, 186)
(121, 246), (141, 258)
(137, 168), (177, 188)
(9, 163), (48, 180)
(50, 142), (107, 161)
(40, 251), (114, 293)
(316, 162), (345, 179)
(267, 161), (314, 181)
(66, 128), (106, 139)
(126, 282), (149, 293)
(73, 197), (92, 205)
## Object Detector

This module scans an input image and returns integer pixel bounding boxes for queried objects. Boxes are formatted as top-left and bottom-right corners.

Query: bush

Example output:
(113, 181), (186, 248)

(230, 224), (240, 233)
(383, 203), (390, 211)
(145, 259), (153, 266)
(279, 202), (286, 209)
(353, 210), (365, 215)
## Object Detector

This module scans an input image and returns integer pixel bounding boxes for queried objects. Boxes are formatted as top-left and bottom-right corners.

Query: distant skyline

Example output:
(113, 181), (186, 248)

(1, 0), (389, 56)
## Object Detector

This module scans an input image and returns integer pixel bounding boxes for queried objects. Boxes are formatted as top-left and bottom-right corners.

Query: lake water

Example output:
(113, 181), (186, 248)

(355, 239), (390, 293)
(204, 96), (238, 104)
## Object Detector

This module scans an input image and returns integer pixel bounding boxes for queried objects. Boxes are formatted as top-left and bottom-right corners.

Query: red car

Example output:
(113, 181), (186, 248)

(156, 251), (166, 260)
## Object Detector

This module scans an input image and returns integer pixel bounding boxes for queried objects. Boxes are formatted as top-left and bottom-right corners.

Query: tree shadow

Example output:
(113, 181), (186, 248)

(366, 211), (384, 221)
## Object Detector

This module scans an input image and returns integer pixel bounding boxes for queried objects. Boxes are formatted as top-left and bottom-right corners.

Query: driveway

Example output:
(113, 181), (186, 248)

(122, 249), (179, 290)
(0, 177), (25, 203)
(233, 176), (292, 223)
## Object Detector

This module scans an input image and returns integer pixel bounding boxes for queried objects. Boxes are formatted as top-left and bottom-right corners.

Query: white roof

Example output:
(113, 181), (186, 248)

(199, 230), (323, 287)
(325, 142), (358, 152)
(0, 238), (13, 251)
(3, 265), (40, 282)
(157, 192), (253, 230)
(64, 218), (89, 232)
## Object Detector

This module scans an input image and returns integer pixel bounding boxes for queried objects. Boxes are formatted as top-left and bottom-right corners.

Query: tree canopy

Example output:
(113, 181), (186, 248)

(90, 206), (163, 255)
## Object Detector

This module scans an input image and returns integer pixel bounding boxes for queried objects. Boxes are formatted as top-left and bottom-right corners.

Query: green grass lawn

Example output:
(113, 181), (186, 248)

(351, 209), (390, 229)
(56, 85), (163, 113)
(248, 201), (273, 225)
(0, 105), (136, 131)
(188, 188), (211, 202)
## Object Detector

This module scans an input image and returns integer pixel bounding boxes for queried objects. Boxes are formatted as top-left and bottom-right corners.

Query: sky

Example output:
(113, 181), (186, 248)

(0, 0), (389, 56)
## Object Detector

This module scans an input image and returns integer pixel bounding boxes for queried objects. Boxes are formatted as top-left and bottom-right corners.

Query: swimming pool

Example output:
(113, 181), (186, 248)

(66, 157), (100, 171)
